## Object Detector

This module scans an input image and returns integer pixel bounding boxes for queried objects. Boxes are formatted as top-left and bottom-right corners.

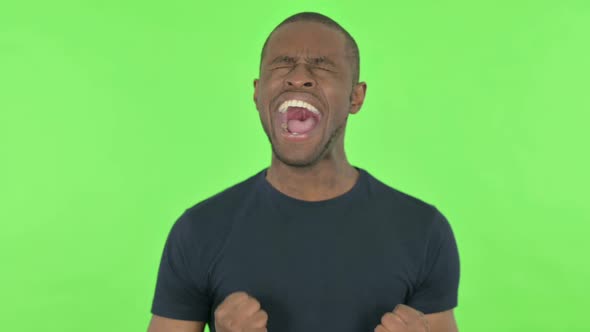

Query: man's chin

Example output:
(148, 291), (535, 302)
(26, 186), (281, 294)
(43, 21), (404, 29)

(271, 148), (322, 168)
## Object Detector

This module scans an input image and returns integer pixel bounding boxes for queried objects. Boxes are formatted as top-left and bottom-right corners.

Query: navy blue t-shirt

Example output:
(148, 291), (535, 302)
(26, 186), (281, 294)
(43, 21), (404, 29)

(150, 167), (460, 331)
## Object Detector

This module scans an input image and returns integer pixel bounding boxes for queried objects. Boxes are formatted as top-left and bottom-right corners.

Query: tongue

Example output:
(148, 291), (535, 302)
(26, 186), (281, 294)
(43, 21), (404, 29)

(288, 117), (317, 134)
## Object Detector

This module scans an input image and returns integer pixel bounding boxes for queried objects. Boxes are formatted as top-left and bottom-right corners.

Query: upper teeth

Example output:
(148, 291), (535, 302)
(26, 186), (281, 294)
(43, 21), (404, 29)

(278, 99), (320, 115)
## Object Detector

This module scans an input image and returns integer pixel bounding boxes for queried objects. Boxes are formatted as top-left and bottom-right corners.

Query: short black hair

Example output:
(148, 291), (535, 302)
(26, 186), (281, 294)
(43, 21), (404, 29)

(260, 12), (360, 84)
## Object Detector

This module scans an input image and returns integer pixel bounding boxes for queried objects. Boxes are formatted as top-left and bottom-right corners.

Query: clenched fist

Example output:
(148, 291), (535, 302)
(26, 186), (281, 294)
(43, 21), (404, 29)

(214, 291), (268, 332)
(375, 304), (430, 332)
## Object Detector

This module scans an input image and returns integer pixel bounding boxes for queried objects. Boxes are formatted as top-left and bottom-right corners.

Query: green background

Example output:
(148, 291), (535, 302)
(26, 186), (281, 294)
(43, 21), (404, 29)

(1, 0), (588, 331)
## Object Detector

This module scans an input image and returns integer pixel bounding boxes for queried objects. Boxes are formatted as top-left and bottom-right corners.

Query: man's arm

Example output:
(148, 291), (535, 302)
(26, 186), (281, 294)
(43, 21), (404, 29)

(425, 309), (458, 332)
(376, 305), (458, 332)
(147, 314), (206, 332)
(150, 212), (212, 331)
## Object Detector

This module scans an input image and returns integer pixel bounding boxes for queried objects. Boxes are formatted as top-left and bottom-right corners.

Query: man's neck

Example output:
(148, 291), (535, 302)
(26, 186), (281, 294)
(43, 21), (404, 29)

(265, 160), (359, 202)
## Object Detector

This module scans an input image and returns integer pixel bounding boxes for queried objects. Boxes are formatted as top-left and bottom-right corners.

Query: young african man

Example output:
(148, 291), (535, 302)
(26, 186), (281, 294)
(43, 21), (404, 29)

(148, 12), (460, 332)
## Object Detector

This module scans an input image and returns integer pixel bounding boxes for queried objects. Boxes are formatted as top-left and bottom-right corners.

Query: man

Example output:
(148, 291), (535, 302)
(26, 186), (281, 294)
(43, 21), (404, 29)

(148, 12), (460, 332)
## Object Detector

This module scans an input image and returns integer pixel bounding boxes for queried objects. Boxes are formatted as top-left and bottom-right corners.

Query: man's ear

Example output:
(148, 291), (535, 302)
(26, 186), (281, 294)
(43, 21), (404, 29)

(253, 78), (259, 105)
(350, 81), (367, 114)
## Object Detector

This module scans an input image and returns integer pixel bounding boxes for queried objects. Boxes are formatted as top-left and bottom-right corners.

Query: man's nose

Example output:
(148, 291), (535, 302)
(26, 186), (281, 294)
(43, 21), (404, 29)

(284, 65), (315, 88)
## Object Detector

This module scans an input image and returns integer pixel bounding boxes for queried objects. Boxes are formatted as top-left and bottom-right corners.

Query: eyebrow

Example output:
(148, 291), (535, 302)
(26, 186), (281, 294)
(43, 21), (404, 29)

(269, 55), (337, 67)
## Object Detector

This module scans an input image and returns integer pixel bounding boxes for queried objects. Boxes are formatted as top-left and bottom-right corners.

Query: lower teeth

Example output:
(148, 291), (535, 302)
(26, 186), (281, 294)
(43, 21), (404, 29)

(282, 123), (301, 136)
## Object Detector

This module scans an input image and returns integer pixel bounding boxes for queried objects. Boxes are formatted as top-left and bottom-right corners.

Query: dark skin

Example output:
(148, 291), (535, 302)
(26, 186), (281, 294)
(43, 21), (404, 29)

(253, 21), (366, 202)
(253, 21), (458, 332)
(146, 20), (457, 332)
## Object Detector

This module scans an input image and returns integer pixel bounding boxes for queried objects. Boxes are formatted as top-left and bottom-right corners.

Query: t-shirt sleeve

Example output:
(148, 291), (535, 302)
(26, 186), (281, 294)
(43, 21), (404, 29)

(406, 207), (460, 314)
(150, 210), (211, 322)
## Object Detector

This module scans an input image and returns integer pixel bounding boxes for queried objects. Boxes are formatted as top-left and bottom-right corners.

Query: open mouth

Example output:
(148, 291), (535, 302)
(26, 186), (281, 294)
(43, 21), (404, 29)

(277, 99), (322, 137)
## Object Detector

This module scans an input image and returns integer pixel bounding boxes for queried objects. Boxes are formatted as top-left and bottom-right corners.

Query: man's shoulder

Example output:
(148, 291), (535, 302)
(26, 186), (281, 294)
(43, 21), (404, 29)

(184, 169), (264, 219)
(168, 170), (264, 244)
(363, 169), (451, 242)
(365, 170), (435, 210)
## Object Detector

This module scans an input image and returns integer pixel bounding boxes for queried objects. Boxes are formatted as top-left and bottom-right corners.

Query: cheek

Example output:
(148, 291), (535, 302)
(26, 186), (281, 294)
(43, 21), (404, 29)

(257, 78), (282, 107)
(325, 86), (353, 113)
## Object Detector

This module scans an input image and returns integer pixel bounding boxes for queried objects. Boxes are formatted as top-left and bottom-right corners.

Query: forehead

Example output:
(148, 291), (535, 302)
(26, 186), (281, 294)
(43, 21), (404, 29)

(264, 21), (349, 62)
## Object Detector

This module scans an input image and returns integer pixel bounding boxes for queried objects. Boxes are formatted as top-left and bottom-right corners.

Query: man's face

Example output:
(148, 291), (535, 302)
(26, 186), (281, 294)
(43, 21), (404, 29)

(254, 21), (366, 168)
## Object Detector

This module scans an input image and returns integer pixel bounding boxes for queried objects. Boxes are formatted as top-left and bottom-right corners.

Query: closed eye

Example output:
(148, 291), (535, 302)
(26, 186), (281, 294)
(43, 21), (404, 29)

(269, 64), (335, 73)
(312, 66), (334, 72)
(271, 65), (294, 70)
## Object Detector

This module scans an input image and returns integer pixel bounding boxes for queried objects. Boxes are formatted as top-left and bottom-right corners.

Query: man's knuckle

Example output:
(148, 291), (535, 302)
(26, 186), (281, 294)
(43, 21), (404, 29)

(249, 299), (261, 310)
(381, 312), (394, 326)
